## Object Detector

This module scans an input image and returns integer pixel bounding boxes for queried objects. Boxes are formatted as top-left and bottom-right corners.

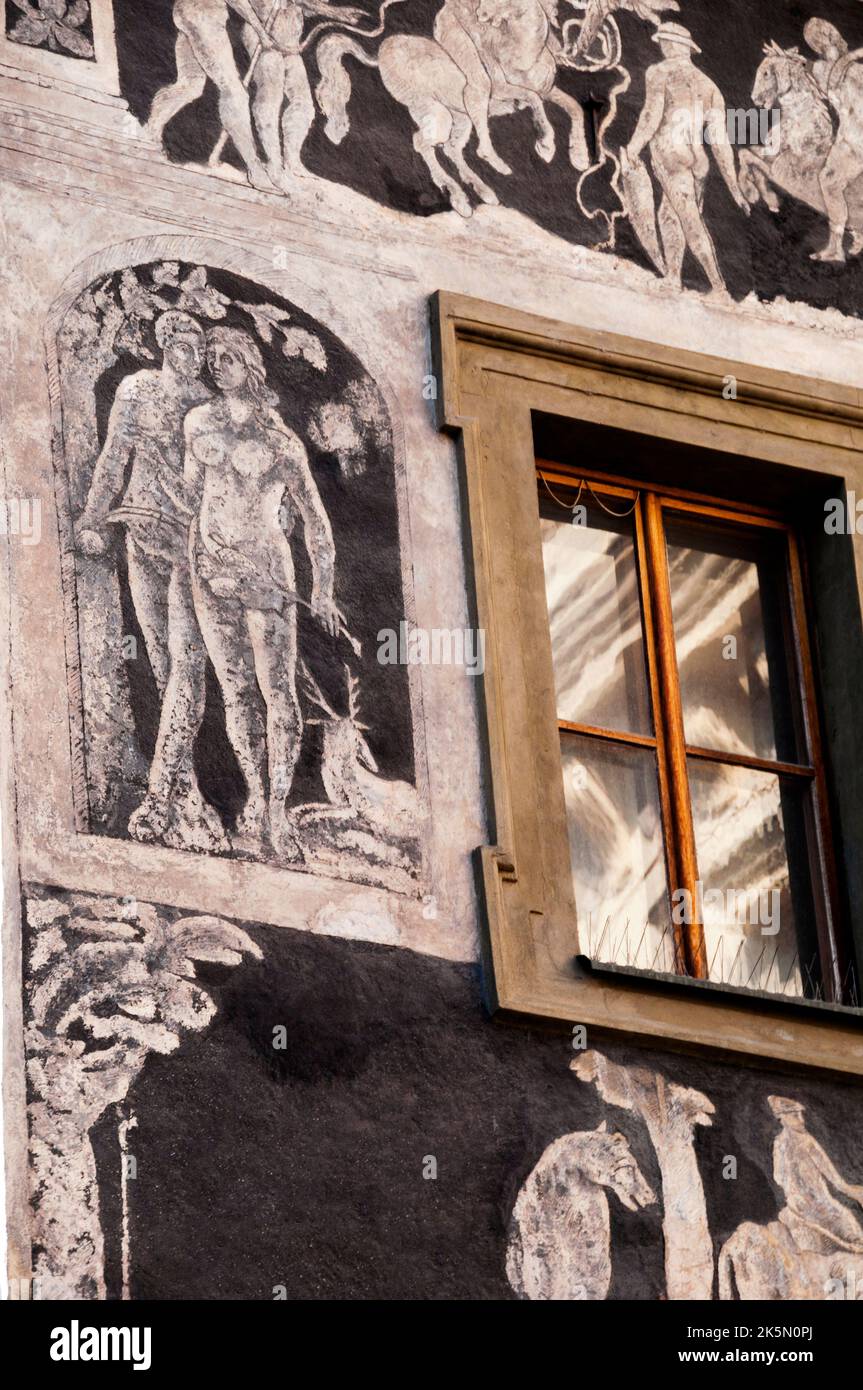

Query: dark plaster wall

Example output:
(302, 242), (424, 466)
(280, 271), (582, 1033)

(99, 919), (863, 1300)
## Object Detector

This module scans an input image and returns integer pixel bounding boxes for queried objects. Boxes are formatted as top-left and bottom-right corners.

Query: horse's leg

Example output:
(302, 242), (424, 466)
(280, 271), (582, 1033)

(519, 91), (555, 163)
(526, 94), (556, 163)
(737, 150), (762, 206)
(547, 85), (591, 171)
(410, 103), (474, 219)
(492, 78), (555, 163)
(433, 10), (511, 176)
(740, 151), (781, 213)
(443, 111), (499, 206)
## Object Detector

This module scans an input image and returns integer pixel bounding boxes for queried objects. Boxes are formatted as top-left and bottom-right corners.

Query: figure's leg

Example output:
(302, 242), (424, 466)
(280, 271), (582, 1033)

(281, 55), (316, 179)
(655, 159), (726, 293)
(433, 13), (511, 175)
(181, 10), (274, 189)
(192, 573), (268, 840)
(129, 566), (227, 850)
(443, 111), (498, 205)
(247, 604), (302, 851)
(657, 194), (686, 289)
(547, 85), (591, 171)
(813, 140), (861, 262)
(243, 24), (286, 171)
(145, 34), (207, 145)
(126, 537), (169, 694)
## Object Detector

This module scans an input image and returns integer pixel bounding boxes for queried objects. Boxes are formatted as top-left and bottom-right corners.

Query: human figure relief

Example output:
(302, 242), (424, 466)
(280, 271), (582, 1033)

(506, 1122), (656, 1300)
(719, 1097), (863, 1300)
(185, 327), (337, 855)
(76, 311), (227, 854)
(144, 0), (281, 190)
(624, 22), (750, 297)
(738, 36), (863, 263)
(236, 0), (365, 189)
(316, 0), (591, 218)
(803, 19), (863, 262)
(433, 0), (513, 174)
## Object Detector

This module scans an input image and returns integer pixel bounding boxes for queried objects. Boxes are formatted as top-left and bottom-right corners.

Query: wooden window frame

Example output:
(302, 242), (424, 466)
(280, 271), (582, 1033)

(431, 290), (863, 1077)
(537, 465), (847, 1002)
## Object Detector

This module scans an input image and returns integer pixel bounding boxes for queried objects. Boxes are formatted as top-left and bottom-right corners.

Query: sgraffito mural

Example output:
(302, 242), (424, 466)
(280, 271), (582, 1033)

(23, 887), (863, 1301)
(4, 1), (96, 60)
(508, 1051), (863, 1300)
(51, 255), (422, 890)
(24, 887), (261, 1299)
(107, 0), (863, 315)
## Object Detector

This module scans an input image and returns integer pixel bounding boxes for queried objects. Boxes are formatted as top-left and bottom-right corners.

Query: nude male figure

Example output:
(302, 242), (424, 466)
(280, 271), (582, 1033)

(240, 0), (364, 188)
(145, 0), (280, 190)
(625, 22), (750, 297)
(77, 311), (226, 852)
(434, 0), (512, 175)
(804, 18), (863, 262)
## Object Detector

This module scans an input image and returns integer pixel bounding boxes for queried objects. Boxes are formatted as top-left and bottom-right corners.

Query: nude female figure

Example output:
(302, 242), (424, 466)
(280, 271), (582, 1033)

(185, 327), (337, 853)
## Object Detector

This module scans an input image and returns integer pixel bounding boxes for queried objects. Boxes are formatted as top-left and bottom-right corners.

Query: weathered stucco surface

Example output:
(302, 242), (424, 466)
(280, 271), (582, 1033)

(2, 0), (863, 1299)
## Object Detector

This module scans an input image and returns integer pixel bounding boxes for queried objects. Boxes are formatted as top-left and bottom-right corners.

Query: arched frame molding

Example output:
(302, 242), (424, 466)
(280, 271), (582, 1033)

(42, 234), (430, 898)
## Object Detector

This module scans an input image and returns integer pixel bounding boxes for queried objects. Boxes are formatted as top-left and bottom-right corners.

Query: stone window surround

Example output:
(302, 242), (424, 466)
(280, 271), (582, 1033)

(432, 289), (863, 1078)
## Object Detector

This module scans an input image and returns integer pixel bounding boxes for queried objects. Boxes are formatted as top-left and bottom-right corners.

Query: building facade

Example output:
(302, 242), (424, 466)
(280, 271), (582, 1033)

(2, 0), (863, 1301)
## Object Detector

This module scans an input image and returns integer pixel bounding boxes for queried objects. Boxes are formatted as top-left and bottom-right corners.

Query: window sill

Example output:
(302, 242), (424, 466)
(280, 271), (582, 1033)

(576, 956), (863, 1025)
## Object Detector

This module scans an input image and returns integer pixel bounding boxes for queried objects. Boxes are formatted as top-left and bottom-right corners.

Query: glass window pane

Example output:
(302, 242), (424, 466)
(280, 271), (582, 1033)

(688, 760), (822, 1000)
(665, 518), (802, 763)
(560, 734), (675, 972)
(540, 494), (652, 734)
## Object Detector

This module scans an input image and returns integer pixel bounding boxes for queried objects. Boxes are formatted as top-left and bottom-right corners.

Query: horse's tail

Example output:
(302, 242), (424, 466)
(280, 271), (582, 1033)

(315, 35), (380, 145)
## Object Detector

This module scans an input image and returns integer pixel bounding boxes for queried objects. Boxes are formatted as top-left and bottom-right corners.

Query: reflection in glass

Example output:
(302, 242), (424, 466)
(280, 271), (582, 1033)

(688, 760), (821, 999)
(540, 495), (652, 734)
(665, 519), (800, 763)
(560, 734), (673, 970)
